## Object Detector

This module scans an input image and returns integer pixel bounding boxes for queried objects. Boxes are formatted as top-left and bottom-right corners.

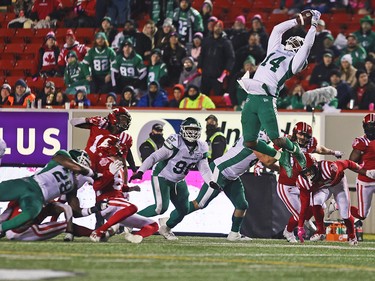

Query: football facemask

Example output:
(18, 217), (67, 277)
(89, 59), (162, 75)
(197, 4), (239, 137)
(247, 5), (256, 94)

(180, 117), (202, 143)
(69, 149), (91, 168)
(285, 36), (304, 53)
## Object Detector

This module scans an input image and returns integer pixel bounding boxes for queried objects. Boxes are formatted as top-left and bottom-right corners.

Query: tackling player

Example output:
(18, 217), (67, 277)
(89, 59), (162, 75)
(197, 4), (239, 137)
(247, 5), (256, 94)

(296, 154), (375, 245)
(238, 10), (322, 176)
(349, 113), (375, 220)
(159, 133), (281, 241)
(130, 117), (221, 240)
(90, 135), (159, 243)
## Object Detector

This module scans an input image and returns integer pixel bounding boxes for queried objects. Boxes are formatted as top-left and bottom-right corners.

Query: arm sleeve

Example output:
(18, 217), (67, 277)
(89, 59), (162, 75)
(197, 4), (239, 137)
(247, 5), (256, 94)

(196, 158), (213, 185)
(224, 39), (235, 73)
(126, 149), (137, 172)
(267, 19), (298, 54)
(70, 117), (88, 127)
(291, 26), (317, 74)
(211, 136), (227, 161)
(298, 188), (311, 227)
(138, 145), (174, 173)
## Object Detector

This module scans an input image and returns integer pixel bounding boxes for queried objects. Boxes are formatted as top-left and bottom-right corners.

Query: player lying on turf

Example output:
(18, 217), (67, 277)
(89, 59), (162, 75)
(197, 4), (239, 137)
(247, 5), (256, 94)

(296, 154), (375, 246)
(130, 117), (221, 240)
(90, 135), (159, 244)
(0, 149), (98, 237)
(158, 132), (282, 241)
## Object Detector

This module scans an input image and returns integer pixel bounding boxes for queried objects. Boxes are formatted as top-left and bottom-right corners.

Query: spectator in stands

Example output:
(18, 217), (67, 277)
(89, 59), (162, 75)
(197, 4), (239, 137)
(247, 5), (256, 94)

(226, 15), (249, 52)
(189, 32), (203, 62)
(206, 16), (217, 36)
(137, 20), (157, 61)
(309, 49), (339, 87)
(200, 0), (213, 36)
(57, 29), (88, 74)
(119, 86), (138, 107)
(339, 33), (367, 69)
(351, 70), (375, 110)
(107, 0), (130, 27)
(8, 9), (33, 28)
(340, 54), (358, 88)
(162, 32), (187, 85)
(0, 84), (11, 106)
(155, 18), (175, 48)
(99, 17), (118, 45)
(45, 93), (54, 107)
(106, 92), (117, 106)
(64, 51), (90, 95)
(317, 33), (340, 63)
(150, 0), (176, 27)
(309, 19), (331, 62)
(147, 48), (168, 87)
(329, 69), (352, 110)
(277, 84), (305, 110)
(36, 80), (55, 106)
(273, 0), (303, 15)
(172, 0), (204, 45)
(179, 56), (201, 88)
(228, 55), (256, 111)
(9, 79), (35, 107)
(169, 84), (184, 107)
(30, 0), (63, 23)
(52, 90), (69, 107)
(12, 0), (33, 18)
(248, 14), (269, 51)
(73, 89), (91, 107)
(138, 81), (168, 107)
(304, 0), (333, 13)
(347, 1), (373, 17)
(37, 31), (60, 78)
(198, 20), (234, 96)
(84, 32), (116, 93)
(354, 15), (375, 55)
(179, 84), (215, 109)
(139, 123), (165, 162)
(364, 55), (375, 83)
(111, 19), (139, 51)
(111, 39), (147, 92)
(205, 114), (227, 163)
(333, 24), (348, 51)
(234, 32), (266, 73)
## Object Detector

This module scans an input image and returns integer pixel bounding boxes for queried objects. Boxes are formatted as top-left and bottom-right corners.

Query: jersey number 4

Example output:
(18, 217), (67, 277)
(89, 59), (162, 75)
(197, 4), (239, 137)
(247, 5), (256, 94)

(173, 161), (196, 175)
(261, 52), (286, 72)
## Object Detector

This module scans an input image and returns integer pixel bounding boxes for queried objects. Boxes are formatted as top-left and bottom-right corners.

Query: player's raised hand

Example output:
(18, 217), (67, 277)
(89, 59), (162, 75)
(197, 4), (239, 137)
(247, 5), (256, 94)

(109, 160), (124, 175)
(129, 171), (144, 182)
(209, 181), (223, 191)
(311, 10), (321, 27)
(297, 227), (305, 243)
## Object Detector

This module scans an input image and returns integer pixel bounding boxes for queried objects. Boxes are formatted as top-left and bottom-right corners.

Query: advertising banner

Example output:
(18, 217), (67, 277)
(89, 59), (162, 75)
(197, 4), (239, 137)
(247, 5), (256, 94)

(0, 111), (69, 166)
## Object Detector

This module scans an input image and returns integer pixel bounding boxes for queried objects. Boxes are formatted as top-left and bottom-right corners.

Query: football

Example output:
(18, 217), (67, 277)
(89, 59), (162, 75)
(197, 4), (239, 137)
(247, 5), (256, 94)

(296, 9), (313, 26)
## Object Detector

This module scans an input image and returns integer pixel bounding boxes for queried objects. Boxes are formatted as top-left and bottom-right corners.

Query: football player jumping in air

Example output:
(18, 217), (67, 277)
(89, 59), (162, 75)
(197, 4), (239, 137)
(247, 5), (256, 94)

(130, 117), (221, 240)
(0, 149), (97, 237)
(90, 135), (159, 244)
(349, 113), (375, 221)
(296, 154), (375, 246)
(238, 10), (321, 177)
(159, 132), (280, 241)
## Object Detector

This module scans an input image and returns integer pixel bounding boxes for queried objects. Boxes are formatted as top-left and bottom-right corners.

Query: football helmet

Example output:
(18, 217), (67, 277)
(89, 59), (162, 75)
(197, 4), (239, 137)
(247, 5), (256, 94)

(363, 113), (375, 140)
(300, 154), (319, 184)
(292, 122), (312, 146)
(108, 107), (131, 132)
(96, 135), (123, 157)
(180, 117), (202, 142)
(69, 149), (91, 168)
(285, 36), (304, 53)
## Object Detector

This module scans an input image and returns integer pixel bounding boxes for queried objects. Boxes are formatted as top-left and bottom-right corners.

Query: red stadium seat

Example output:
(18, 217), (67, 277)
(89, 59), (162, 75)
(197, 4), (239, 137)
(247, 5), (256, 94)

(268, 13), (289, 25)
(75, 28), (96, 44)
(14, 28), (36, 44)
(2, 29), (15, 44)
(0, 59), (15, 76)
(46, 77), (66, 90)
(87, 94), (101, 106)
(330, 13), (351, 24)
(3, 43), (25, 60)
(4, 76), (25, 87)
(23, 44), (42, 60)
(26, 78), (45, 92)
(13, 60), (37, 77)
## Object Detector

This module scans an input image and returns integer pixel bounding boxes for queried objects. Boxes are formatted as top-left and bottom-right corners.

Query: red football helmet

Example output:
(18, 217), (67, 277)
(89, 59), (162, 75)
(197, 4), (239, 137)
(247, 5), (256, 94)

(96, 135), (123, 157)
(300, 154), (320, 183)
(108, 107), (131, 132)
(292, 122), (312, 146)
(363, 113), (375, 140)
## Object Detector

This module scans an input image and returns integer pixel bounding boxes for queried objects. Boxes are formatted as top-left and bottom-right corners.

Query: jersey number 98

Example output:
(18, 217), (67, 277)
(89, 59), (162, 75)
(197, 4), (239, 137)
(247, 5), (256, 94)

(173, 161), (196, 175)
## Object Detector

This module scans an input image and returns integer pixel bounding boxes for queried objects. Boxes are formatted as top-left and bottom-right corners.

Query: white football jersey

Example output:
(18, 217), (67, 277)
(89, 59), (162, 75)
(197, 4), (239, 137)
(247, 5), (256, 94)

(152, 134), (208, 182)
(214, 137), (258, 181)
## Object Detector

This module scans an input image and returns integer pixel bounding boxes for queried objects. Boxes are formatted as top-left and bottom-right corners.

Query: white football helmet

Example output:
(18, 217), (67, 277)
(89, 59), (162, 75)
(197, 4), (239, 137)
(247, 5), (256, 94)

(180, 117), (202, 143)
(285, 36), (305, 53)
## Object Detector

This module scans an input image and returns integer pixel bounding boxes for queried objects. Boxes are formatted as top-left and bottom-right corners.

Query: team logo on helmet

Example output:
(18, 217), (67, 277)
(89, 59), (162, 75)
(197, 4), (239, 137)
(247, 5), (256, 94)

(108, 107), (131, 132)
(292, 122), (312, 146)
(69, 149), (91, 168)
(180, 117), (202, 142)
(363, 113), (375, 140)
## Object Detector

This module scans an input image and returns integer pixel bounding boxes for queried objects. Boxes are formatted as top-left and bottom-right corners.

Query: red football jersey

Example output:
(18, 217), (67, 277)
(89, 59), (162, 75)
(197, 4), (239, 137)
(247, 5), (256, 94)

(278, 156), (303, 186)
(352, 135), (375, 182)
(58, 42), (87, 66)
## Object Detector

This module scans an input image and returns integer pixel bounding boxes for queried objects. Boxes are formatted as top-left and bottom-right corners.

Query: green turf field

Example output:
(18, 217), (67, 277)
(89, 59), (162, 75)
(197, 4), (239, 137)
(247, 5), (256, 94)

(0, 235), (374, 281)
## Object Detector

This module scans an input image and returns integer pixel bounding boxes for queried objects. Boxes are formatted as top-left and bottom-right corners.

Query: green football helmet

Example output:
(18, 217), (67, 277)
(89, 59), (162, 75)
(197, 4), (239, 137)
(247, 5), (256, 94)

(180, 117), (202, 142)
(69, 149), (91, 168)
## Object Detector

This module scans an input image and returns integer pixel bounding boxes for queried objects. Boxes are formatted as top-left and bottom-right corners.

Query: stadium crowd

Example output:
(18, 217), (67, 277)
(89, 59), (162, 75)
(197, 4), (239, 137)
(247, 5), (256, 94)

(0, 0), (375, 110)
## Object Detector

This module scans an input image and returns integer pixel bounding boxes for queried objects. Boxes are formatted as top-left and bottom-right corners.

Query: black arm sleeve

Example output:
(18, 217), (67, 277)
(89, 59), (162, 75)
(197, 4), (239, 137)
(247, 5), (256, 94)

(126, 149), (137, 172)
(210, 135), (227, 162)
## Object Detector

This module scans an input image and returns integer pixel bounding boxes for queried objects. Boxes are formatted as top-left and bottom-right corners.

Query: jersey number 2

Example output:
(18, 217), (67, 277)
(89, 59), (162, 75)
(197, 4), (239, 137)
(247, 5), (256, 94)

(52, 170), (73, 194)
(261, 52), (286, 72)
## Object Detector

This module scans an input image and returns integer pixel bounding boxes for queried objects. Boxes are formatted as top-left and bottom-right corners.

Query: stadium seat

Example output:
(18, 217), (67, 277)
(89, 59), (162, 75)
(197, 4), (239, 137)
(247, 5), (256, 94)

(23, 44), (42, 60)
(75, 28), (96, 44)
(46, 77), (66, 90)
(4, 76), (25, 87)
(34, 29), (55, 40)
(268, 13), (289, 25)
(2, 29), (15, 44)
(26, 78), (45, 92)
(214, 0), (232, 9)
(330, 13), (352, 24)
(13, 60), (37, 77)
(14, 28), (36, 44)
(87, 94), (101, 106)
(0, 59), (15, 76)
(235, 0), (252, 9)
(3, 43), (25, 60)
(252, 0), (276, 11)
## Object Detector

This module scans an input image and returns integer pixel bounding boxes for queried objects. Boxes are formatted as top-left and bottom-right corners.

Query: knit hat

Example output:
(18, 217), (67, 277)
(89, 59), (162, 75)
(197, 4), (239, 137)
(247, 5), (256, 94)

(346, 33), (357, 40)
(182, 56), (194, 64)
(243, 55), (256, 66)
(205, 114), (218, 122)
(152, 123), (164, 132)
(360, 15), (374, 25)
(173, 84), (185, 93)
(151, 48), (162, 56)
(252, 14), (262, 22)
(45, 81), (55, 90)
(163, 18), (173, 27)
(324, 33), (334, 41)
(122, 38), (134, 47)
(102, 16), (112, 24)
(235, 15), (246, 25)
(323, 49), (334, 58)
(45, 31), (56, 41)
(208, 16), (218, 23)
(193, 32), (203, 40)
(202, 0), (213, 10)
(15, 79), (27, 88)
(107, 92), (117, 99)
(66, 29), (75, 40)
(66, 50), (78, 59)
(1, 83), (11, 93)
(214, 20), (224, 28)
(356, 69), (367, 80)
(95, 32), (108, 41)
(341, 54), (353, 65)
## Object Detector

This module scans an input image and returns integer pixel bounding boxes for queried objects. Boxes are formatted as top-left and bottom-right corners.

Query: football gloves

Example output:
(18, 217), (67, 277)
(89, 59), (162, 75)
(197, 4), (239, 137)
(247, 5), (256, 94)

(311, 10), (321, 27)
(129, 171), (144, 182)
(297, 227), (306, 243)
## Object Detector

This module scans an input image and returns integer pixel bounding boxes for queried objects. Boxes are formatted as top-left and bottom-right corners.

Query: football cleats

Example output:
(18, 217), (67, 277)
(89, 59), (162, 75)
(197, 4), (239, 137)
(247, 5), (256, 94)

(363, 113), (375, 140)
(69, 149), (91, 168)
(292, 122), (312, 146)
(300, 154), (319, 184)
(96, 135), (124, 157)
(180, 117), (202, 142)
(108, 107), (131, 132)
(285, 36), (304, 53)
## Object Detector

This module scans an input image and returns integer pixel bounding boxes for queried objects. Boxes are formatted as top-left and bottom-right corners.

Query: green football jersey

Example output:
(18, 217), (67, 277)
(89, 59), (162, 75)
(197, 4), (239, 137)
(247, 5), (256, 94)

(147, 62), (168, 84)
(83, 47), (116, 76)
(111, 52), (146, 79)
